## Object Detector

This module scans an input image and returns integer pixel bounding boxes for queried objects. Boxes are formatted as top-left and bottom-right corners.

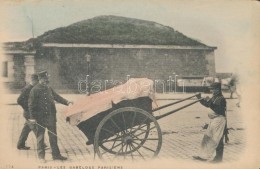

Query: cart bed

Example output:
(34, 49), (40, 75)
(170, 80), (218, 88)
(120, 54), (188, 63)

(77, 96), (152, 144)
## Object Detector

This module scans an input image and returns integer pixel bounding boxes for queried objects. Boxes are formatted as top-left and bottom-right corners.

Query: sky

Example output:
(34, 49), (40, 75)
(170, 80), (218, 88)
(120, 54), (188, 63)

(0, 0), (259, 73)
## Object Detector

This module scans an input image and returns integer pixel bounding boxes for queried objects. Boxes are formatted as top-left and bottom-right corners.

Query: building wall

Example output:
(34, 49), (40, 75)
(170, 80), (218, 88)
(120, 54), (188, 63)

(3, 51), (36, 91)
(35, 48), (64, 90)
(2, 55), (15, 83)
(12, 54), (26, 88)
(36, 47), (215, 92)
(205, 51), (216, 76)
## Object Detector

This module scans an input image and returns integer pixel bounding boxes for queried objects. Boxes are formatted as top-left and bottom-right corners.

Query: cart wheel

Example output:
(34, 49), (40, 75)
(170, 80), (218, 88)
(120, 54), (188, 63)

(94, 107), (162, 161)
(99, 123), (151, 155)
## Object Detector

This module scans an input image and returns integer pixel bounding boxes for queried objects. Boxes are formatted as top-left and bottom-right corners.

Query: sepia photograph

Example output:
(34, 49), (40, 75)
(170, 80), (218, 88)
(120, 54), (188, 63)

(0, 0), (259, 169)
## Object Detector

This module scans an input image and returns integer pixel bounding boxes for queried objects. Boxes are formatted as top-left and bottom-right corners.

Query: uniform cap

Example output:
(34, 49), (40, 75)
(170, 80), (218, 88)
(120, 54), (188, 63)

(209, 82), (221, 89)
(38, 71), (50, 79)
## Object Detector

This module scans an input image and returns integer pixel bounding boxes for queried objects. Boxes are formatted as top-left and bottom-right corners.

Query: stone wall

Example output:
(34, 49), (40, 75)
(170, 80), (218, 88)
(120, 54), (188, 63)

(35, 47), (215, 92)
(35, 48), (64, 90)
(12, 54), (26, 88)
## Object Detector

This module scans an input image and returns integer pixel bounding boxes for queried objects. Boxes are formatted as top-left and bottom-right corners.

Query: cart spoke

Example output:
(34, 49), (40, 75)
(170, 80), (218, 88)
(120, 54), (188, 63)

(121, 142), (125, 153)
(132, 127), (147, 132)
(101, 127), (116, 135)
(131, 143), (145, 160)
(102, 131), (125, 141)
(101, 139), (121, 155)
(111, 137), (117, 148)
(130, 133), (141, 142)
(132, 138), (159, 141)
(129, 123), (149, 136)
(111, 143), (125, 160)
(132, 126), (156, 138)
(130, 117), (149, 133)
(121, 143), (124, 153)
(120, 129), (127, 136)
(114, 131), (120, 137)
(109, 141), (123, 152)
(130, 112), (137, 132)
(129, 144), (134, 160)
(100, 137), (121, 144)
(101, 126), (123, 139)
(124, 144), (128, 159)
(132, 141), (156, 153)
(103, 124), (149, 142)
(139, 116), (149, 126)
(110, 117), (123, 134)
(122, 113), (127, 131)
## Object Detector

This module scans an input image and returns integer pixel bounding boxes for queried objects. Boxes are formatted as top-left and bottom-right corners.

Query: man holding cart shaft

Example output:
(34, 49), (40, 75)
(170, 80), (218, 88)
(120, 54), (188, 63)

(28, 71), (73, 163)
(193, 82), (228, 163)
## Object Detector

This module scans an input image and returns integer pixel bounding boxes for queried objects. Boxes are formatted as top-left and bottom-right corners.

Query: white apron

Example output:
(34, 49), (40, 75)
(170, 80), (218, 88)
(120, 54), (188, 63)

(199, 112), (226, 159)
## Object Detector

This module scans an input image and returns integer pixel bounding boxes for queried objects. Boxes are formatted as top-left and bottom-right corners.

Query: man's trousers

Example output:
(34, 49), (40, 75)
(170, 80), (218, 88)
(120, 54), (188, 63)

(36, 122), (60, 159)
(212, 136), (224, 162)
(17, 120), (37, 148)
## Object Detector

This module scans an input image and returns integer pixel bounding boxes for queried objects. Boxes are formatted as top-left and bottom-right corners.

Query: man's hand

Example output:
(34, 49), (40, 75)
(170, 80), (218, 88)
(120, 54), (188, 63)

(27, 119), (37, 130)
(67, 101), (74, 105)
(205, 96), (210, 101)
(195, 93), (201, 99)
(28, 119), (37, 124)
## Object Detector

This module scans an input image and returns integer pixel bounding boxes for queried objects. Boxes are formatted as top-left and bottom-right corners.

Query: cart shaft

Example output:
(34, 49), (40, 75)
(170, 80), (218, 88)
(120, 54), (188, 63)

(155, 98), (202, 120)
(153, 94), (198, 112)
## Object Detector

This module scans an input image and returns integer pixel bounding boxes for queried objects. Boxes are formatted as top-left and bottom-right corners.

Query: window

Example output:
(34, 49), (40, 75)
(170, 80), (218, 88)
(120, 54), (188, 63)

(2, 61), (8, 77)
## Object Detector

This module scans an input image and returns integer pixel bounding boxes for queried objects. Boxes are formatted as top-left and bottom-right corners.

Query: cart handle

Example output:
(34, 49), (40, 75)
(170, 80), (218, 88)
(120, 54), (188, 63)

(155, 98), (203, 120)
(153, 94), (199, 112)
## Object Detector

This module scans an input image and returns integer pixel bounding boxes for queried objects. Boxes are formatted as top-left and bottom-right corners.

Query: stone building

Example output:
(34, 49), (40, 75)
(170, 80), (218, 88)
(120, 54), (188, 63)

(2, 15), (217, 93)
(2, 42), (35, 89)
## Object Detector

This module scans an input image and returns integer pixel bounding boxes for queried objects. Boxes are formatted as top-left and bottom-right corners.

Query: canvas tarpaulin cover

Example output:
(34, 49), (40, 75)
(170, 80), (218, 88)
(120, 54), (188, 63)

(64, 78), (155, 125)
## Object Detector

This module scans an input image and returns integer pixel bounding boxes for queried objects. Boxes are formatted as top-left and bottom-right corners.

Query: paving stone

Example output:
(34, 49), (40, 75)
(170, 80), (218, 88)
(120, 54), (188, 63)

(7, 94), (244, 163)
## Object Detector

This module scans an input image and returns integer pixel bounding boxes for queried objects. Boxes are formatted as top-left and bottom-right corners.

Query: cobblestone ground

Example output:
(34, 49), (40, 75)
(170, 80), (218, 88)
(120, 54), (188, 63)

(7, 93), (245, 164)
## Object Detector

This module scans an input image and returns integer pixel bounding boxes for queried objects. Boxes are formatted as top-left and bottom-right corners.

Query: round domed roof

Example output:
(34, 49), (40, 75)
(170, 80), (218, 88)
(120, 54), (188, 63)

(32, 15), (208, 46)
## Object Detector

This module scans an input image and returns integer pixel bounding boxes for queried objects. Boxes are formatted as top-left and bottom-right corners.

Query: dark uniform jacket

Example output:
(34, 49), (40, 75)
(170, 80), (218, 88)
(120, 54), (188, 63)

(17, 84), (34, 119)
(28, 83), (68, 124)
(200, 93), (226, 116)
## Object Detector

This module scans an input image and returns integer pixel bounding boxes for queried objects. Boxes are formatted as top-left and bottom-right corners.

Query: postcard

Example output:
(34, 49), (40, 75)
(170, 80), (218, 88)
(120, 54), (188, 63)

(0, 1), (259, 169)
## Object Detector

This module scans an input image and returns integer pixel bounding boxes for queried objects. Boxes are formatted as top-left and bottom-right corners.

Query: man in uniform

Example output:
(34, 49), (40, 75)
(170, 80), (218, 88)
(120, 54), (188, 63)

(193, 82), (227, 163)
(28, 71), (73, 162)
(17, 74), (40, 150)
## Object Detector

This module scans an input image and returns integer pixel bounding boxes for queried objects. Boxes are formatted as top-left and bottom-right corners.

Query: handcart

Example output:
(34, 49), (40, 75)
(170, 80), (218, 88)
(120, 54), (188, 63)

(65, 78), (201, 160)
